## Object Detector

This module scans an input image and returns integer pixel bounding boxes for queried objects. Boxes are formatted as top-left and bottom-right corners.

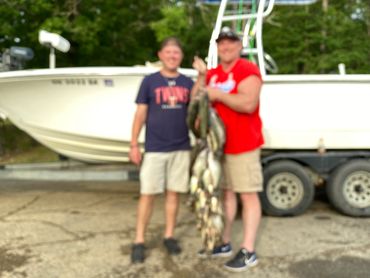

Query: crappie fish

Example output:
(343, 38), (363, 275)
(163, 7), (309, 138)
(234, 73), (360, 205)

(190, 176), (199, 195)
(209, 108), (225, 157)
(187, 86), (208, 139)
(191, 148), (208, 179)
(198, 93), (209, 140)
(207, 151), (222, 189)
(187, 96), (200, 138)
(187, 83), (226, 253)
(190, 139), (206, 170)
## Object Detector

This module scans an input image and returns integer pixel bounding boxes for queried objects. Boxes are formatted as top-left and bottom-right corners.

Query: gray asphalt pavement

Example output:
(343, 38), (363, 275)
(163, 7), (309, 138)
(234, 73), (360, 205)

(0, 180), (369, 278)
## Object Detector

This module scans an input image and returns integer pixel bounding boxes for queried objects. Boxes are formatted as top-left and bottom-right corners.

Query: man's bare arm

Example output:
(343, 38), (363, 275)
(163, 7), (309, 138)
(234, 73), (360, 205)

(207, 75), (262, 113)
(129, 104), (148, 165)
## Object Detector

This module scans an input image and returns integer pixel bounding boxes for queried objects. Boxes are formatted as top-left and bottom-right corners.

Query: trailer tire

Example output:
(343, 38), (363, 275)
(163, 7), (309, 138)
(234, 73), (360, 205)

(327, 160), (370, 217)
(260, 160), (314, 216)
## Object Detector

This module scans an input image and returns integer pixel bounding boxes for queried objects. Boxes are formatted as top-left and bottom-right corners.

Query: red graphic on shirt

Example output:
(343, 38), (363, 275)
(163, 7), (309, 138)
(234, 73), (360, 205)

(154, 86), (190, 106)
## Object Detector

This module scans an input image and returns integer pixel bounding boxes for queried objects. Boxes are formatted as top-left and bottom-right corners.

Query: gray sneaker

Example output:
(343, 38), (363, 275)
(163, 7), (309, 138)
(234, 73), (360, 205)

(224, 248), (258, 272)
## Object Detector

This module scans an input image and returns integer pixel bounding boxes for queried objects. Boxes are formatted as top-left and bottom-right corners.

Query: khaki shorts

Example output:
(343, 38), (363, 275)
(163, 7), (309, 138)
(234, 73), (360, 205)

(222, 149), (263, 193)
(140, 150), (190, 194)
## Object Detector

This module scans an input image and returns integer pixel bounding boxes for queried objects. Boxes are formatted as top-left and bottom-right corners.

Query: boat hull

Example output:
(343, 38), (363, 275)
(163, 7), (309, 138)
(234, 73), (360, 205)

(261, 75), (370, 151)
(0, 67), (195, 162)
(0, 68), (370, 163)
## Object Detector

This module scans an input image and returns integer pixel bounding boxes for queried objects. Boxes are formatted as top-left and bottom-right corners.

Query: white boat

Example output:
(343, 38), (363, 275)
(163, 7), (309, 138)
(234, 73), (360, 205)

(0, 67), (196, 163)
(1, 0), (370, 215)
(0, 0), (369, 164)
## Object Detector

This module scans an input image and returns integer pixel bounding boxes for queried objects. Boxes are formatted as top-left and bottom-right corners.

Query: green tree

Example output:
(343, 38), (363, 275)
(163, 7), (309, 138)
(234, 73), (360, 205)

(0, 0), (164, 67)
(0, 0), (55, 67)
(263, 0), (370, 73)
(150, 0), (217, 67)
(0, 1), (368, 73)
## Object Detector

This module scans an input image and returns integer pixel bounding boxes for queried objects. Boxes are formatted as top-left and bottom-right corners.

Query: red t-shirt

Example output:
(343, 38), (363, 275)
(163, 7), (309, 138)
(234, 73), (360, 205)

(206, 58), (264, 154)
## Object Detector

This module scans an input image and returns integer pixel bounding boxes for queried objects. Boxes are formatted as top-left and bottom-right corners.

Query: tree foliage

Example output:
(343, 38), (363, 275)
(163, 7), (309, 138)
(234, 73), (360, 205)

(0, 0), (164, 67)
(150, 1), (217, 66)
(263, 0), (370, 73)
(0, 0), (369, 73)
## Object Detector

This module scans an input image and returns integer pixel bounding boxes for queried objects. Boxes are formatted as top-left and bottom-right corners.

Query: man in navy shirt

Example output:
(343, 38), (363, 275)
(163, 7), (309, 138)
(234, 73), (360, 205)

(129, 37), (194, 263)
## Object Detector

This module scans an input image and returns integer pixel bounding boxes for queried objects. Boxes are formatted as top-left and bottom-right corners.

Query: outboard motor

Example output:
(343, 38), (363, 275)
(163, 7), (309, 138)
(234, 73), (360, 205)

(0, 46), (34, 71)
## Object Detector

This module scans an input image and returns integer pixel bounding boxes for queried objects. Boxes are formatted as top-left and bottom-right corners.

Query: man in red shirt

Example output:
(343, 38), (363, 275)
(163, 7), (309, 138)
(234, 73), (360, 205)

(193, 27), (263, 272)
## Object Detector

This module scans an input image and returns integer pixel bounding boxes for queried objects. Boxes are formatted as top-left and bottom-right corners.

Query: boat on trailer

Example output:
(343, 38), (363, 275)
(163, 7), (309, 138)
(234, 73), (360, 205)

(0, 0), (369, 216)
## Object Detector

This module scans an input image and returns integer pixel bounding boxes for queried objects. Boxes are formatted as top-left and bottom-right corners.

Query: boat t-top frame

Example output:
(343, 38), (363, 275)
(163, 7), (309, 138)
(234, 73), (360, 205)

(207, 0), (276, 77)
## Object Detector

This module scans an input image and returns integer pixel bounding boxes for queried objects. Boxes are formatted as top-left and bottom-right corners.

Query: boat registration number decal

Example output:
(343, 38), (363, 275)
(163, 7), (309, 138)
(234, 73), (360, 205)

(51, 78), (99, 86)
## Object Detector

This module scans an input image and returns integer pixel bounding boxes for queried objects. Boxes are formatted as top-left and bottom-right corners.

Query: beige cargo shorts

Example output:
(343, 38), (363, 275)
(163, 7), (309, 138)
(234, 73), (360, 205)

(222, 148), (263, 193)
(140, 150), (190, 194)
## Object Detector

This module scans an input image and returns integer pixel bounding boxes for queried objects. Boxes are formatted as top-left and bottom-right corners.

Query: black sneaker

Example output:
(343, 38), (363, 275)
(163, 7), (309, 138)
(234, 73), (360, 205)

(163, 238), (182, 255)
(198, 242), (232, 258)
(224, 248), (258, 272)
(131, 243), (145, 263)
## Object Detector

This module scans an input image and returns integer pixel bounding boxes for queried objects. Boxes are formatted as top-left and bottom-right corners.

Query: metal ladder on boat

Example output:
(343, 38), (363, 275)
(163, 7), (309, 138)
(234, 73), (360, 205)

(207, 0), (277, 77)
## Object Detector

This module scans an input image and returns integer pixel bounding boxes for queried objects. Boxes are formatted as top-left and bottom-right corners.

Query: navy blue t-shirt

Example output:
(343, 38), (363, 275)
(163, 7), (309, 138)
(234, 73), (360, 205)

(136, 71), (194, 152)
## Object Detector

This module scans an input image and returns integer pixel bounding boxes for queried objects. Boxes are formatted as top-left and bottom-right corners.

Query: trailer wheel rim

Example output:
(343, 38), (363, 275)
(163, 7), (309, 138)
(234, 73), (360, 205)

(342, 171), (370, 208)
(266, 173), (304, 209)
